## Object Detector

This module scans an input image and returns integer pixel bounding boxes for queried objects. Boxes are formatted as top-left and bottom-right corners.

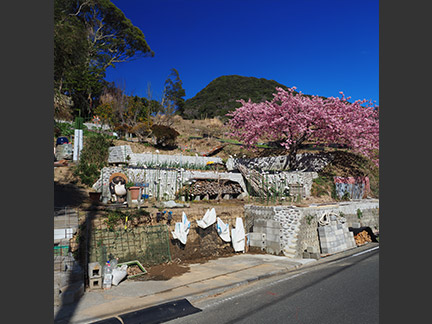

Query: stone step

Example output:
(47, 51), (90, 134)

(283, 247), (297, 257)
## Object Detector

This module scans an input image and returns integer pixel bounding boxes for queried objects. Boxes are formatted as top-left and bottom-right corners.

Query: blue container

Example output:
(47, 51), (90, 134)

(142, 194), (149, 199)
(56, 136), (69, 146)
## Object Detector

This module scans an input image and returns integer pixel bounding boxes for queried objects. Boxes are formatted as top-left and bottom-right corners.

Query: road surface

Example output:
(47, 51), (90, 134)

(168, 246), (379, 324)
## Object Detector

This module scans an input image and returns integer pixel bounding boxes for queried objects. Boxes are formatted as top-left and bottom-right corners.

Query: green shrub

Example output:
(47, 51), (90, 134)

(151, 124), (180, 148)
(74, 133), (112, 187)
(54, 122), (74, 138)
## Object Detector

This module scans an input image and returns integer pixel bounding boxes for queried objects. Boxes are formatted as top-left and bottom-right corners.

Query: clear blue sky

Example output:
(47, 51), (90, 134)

(106, 0), (379, 105)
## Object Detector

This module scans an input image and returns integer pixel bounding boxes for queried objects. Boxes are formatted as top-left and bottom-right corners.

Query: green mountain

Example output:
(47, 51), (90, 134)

(182, 75), (291, 119)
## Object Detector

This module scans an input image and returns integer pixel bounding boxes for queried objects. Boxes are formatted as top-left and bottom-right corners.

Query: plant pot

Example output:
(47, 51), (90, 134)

(128, 186), (141, 200)
(89, 192), (102, 202)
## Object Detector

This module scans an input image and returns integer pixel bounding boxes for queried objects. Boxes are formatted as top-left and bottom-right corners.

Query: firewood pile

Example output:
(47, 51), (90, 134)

(189, 179), (243, 196)
(354, 230), (372, 246)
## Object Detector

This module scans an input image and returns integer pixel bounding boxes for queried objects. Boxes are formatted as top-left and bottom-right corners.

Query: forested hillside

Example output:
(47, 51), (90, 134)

(183, 75), (291, 119)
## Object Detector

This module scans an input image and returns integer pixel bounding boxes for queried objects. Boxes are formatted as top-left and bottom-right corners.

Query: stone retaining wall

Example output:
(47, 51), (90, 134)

(108, 145), (222, 167)
(244, 199), (379, 258)
(93, 167), (249, 201)
(227, 152), (333, 172)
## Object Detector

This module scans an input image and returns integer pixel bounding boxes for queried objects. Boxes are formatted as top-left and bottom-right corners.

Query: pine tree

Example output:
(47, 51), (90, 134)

(163, 68), (186, 115)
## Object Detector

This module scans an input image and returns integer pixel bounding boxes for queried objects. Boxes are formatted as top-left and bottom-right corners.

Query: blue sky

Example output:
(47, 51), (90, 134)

(106, 0), (379, 105)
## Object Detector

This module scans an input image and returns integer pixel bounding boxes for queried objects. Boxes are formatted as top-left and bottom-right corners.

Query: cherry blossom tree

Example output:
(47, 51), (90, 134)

(227, 87), (379, 168)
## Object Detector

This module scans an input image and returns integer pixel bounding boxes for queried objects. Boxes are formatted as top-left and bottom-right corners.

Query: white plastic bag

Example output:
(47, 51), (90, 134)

(231, 217), (245, 252)
(112, 264), (128, 286)
(171, 212), (191, 245)
(216, 217), (231, 242)
(197, 208), (217, 229)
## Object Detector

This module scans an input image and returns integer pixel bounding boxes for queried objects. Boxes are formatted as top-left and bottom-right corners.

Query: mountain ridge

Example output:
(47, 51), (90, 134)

(182, 75), (291, 119)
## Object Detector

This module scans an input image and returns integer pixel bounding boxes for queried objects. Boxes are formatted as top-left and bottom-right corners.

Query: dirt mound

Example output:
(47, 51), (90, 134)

(138, 262), (190, 281)
(169, 224), (235, 263)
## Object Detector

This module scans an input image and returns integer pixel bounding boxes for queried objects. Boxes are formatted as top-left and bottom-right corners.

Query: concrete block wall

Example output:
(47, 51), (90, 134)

(296, 200), (379, 229)
(263, 171), (319, 198)
(130, 152), (223, 168)
(252, 219), (283, 254)
(245, 205), (303, 258)
(108, 145), (222, 167)
(54, 255), (84, 306)
(339, 201), (379, 230)
(244, 205), (276, 234)
(318, 222), (356, 254)
(296, 214), (321, 259)
(245, 200), (379, 258)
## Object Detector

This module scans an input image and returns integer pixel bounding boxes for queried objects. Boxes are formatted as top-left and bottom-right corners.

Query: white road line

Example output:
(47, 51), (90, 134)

(200, 247), (379, 310)
(351, 246), (379, 257)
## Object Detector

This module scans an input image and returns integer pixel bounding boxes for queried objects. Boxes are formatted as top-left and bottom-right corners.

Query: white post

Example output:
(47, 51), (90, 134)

(73, 129), (83, 161)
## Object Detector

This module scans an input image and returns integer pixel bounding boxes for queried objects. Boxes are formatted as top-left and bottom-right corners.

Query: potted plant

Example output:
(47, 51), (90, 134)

(89, 191), (102, 202)
(126, 181), (141, 200)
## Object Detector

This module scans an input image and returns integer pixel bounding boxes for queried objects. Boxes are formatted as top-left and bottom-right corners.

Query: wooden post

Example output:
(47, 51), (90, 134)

(127, 189), (131, 207)
(137, 187), (142, 210)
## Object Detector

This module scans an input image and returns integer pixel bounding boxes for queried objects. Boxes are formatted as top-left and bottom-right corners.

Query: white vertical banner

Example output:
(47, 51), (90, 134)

(73, 129), (83, 161)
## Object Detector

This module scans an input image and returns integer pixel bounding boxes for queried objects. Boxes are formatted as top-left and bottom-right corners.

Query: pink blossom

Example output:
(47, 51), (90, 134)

(227, 87), (379, 166)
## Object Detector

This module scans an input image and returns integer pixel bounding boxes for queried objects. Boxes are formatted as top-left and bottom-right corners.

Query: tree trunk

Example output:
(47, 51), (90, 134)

(286, 133), (308, 170)
(288, 145), (299, 170)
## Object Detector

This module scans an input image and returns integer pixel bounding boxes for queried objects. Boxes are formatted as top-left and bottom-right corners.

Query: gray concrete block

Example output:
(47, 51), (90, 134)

(250, 239), (266, 248)
(265, 233), (281, 242)
(264, 227), (283, 236)
(318, 226), (330, 234)
(88, 262), (102, 279)
(266, 241), (283, 254)
(309, 252), (321, 259)
(266, 220), (280, 228)
(307, 246), (319, 253)
(89, 277), (102, 290)
(334, 229), (344, 236)
(254, 219), (267, 227)
(253, 226), (266, 233)
(249, 232), (266, 241)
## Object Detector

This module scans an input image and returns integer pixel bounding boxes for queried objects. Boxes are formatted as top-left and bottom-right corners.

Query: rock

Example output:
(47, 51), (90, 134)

(161, 200), (190, 208)
(55, 143), (73, 160)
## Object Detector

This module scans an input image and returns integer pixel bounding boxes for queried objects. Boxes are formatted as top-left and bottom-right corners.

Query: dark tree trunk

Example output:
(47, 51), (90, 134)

(288, 145), (299, 170)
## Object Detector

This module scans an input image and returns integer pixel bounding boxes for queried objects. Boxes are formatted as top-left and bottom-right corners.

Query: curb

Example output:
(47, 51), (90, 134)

(67, 243), (379, 323)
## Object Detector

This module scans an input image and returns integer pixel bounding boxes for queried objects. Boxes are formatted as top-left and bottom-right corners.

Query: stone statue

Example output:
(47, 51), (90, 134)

(109, 173), (127, 203)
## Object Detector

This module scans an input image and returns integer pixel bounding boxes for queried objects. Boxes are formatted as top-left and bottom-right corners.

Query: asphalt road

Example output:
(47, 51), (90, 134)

(167, 247), (379, 324)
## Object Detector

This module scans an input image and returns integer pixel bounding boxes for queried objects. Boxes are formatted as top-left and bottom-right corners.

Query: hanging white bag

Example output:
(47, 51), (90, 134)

(231, 217), (245, 252)
(171, 212), (191, 245)
(216, 217), (231, 242)
(197, 208), (217, 229)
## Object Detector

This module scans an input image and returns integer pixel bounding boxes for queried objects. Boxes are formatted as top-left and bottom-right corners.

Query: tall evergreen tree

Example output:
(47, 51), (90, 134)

(54, 0), (154, 118)
(163, 68), (186, 115)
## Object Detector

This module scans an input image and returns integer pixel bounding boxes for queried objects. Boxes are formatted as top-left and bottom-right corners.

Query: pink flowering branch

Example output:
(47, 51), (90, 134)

(226, 87), (379, 168)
